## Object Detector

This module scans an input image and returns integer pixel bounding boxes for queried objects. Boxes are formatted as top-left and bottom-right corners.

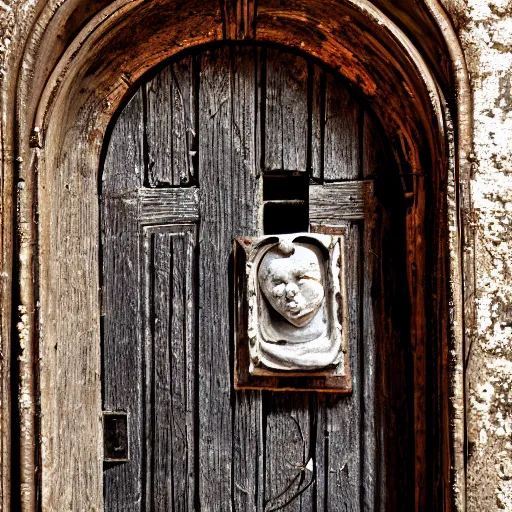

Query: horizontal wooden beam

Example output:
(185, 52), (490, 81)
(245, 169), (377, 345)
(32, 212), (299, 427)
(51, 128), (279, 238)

(309, 181), (374, 223)
(136, 188), (199, 223)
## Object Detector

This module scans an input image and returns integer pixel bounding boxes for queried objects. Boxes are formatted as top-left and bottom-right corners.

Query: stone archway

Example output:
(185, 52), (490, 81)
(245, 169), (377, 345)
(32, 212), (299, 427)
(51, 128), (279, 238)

(2, 0), (470, 510)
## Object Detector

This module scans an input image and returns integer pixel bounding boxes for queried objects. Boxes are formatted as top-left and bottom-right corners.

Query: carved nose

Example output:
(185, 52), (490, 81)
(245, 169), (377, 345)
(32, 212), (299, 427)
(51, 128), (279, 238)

(285, 283), (299, 299)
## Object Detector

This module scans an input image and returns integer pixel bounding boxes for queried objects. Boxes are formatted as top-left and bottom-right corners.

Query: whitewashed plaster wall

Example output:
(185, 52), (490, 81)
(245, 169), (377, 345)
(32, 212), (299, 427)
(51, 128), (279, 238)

(442, 0), (512, 509)
(0, 0), (511, 510)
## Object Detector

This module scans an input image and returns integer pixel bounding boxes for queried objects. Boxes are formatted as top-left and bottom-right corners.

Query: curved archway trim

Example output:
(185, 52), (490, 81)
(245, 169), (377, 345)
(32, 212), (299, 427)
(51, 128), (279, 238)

(5, 0), (471, 510)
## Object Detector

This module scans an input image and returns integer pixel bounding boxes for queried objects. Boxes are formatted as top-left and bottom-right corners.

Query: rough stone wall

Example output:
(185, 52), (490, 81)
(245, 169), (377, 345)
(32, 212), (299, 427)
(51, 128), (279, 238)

(0, 0), (511, 510)
(443, 0), (512, 509)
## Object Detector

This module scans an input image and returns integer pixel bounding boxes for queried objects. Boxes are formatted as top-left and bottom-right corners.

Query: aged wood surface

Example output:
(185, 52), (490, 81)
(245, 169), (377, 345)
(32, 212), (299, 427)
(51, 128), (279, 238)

(361, 112), (380, 511)
(146, 226), (196, 511)
(310, 65), (324, 181)
(309, 181), (371, 222)
(323, 74), (360, 182)
(264, 49), (308, 173)
(99, 45), (387, 512)
(101, 46), (375, 512)
(264, 393), (314, 511)
(196, 46), (233, 510)
(103, 96), (200, 510)
(102, 89), (145, 511)
(231, 46), (264, 512)
(137, 188), (199, 223)
(222, 0), (257, 39)
(197, 46), (262, 510)
(146, 56), (195, 186)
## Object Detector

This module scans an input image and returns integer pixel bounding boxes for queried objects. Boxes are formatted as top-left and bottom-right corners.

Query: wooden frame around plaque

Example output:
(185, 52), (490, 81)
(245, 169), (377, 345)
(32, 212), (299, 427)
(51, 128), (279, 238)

(234, 233), (352, 392)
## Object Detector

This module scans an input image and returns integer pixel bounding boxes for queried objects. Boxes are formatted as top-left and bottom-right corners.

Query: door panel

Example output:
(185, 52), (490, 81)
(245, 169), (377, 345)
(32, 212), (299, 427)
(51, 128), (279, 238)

(144, 225), (196, 511)
(264, 48), (308, 173)
(146, 55), (196, 186)
(101, 44), (413, 511)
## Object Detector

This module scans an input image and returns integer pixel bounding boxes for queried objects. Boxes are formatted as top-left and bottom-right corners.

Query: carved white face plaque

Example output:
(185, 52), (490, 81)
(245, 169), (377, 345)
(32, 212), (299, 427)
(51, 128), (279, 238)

(234, 233), (351, 391)
(258, 242), (325, 328)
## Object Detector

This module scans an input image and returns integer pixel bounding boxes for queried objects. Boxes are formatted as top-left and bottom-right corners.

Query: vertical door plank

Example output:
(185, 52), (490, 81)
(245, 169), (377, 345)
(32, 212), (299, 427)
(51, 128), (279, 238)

(234, 391), (264, 512)
(264, 49), (308, 172)
(314, 71), (363, 511)
(262, 51), (315, 509)
(231, 46), (264, 512)
(311, 65), (324, 181)
(103, 200), (142, 512)
(146, 56), (195, 186)
(264, 393), (315, 511)
(102, 91), (145, 511)
(323, 74), (360, 181)
(150, 232), (172, 510)
(102, 89), (144, 194)
(361, 112), (380, 511)
(147, 227), (196, 512)
(316, 222), (362, 511)
(197, 46), (234, 511)
(146, 66), (174, 185)
(198, 45), (261, 511)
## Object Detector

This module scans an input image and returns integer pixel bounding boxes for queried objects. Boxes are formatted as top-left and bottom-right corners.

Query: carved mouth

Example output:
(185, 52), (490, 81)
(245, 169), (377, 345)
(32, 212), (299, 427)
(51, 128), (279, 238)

(287, 304), (317, 318)
(285, 301), (301, 313)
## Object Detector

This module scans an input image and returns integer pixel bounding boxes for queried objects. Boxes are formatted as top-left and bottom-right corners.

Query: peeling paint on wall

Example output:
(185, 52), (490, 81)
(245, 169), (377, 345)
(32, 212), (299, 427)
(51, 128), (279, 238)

(443, 0), (512, 508)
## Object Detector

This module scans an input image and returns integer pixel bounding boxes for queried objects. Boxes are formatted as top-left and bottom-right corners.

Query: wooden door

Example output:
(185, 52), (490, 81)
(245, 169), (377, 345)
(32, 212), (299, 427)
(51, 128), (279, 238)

(101, 44), (413, 511)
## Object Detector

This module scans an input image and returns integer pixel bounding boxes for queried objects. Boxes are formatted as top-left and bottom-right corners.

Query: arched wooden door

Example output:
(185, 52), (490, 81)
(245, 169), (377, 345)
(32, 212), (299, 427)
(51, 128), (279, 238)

(101, 44), (412, 511)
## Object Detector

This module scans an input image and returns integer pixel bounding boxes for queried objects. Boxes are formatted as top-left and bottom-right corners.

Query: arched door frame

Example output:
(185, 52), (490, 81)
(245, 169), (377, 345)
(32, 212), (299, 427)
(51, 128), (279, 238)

(4, 0), (471, 510)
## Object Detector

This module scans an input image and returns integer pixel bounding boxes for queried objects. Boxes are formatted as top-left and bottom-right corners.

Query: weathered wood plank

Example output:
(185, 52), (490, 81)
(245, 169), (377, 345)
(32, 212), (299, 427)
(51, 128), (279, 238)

(323, 74), (360, 181)
(147, 226), (196, 511)
(137, 188), (199, 223)
(102, 89), (144, 194)
(231, 46), (264, 512)
(40, 127), (104, 511)
(102, 203), (143, 512)
(264, 49), (308, 172)
(264, 393), (315, 512)
(361, 112), (380, 511)
(316, 222), (362, 511)
(234, 391), (264, 512)
(197, 46), (235, 511)
(102, 90), (145, 512)
(311, 65), (324, 181)
(262, 50), (315, 506)
(309, 181), (372, 222)
(146, 57), (195, 186)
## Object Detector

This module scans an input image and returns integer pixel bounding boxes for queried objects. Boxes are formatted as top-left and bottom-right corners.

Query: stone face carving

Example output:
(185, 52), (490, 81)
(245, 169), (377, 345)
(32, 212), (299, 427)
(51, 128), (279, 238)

(234, 233), (349, 386)
(258, 241), (325, 328)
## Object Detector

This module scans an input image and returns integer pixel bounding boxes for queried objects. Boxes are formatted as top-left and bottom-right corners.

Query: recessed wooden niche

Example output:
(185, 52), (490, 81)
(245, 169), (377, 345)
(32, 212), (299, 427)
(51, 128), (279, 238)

(234, 233), (352, 391)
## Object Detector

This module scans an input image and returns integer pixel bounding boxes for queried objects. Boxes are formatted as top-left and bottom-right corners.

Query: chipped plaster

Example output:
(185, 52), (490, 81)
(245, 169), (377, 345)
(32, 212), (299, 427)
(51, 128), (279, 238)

(442, 0), (512, 508)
